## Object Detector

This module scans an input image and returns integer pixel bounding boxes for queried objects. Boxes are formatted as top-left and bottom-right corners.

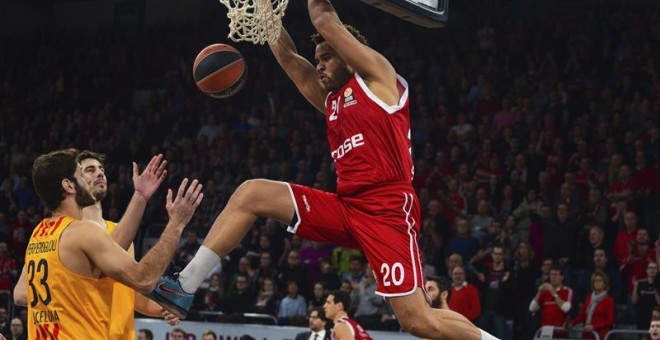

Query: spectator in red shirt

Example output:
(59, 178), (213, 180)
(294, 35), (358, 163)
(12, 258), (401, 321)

(614, 211), (640, 268)
(623, 229), (656, 293)
(571, 270), (615, 339)
(529, 266), (573, 328)
(447, 265), (481, 322)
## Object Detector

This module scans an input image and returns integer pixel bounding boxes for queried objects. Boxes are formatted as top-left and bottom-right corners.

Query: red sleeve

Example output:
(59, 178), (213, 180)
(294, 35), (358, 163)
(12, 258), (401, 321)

(590, 296), (615, 330)
(571, 295), (589, 326)
(466, 285), (482, 321)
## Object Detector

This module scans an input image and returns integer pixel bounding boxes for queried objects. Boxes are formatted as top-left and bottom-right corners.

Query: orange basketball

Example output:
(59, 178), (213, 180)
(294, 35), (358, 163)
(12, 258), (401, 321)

(193, 43), (247, 99)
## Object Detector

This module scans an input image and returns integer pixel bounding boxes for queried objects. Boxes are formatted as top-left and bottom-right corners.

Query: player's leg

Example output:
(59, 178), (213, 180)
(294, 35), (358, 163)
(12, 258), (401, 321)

(203, 179), (295, 255)
(150, 179), (293, 316)
(389, 290), (483, 340)
(150, 179), (352, 318)
(177, 179), (294, 292)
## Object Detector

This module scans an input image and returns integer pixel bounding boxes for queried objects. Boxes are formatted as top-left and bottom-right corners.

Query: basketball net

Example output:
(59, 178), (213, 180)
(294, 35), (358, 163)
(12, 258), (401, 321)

(219, 0), (289, 45)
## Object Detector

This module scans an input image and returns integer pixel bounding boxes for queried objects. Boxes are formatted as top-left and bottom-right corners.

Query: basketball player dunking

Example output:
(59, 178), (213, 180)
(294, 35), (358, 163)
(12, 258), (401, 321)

(148, 1), (497, 339)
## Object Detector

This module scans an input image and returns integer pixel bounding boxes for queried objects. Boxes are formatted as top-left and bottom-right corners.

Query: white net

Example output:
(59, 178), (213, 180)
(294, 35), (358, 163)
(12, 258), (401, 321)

(218, 0), (289, 45)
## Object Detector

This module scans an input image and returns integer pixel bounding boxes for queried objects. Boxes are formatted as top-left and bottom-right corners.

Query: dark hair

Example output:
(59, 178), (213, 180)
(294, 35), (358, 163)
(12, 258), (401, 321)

(138, 329), (154, 340)
(329, 290), (351, 311)
(427, 275), (452, 306)
(550, 265), (563, 274)
(202, 330), (217, 340)
(310, 307), (328, 322)
(310, 25), (369, 46)
(76, 150), (106, 164)
(171, 328), (186, 336)
(32, 149), (80, 210)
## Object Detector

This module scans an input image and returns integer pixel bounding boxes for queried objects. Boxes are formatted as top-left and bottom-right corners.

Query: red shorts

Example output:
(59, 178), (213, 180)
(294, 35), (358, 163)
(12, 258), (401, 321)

(287, 182), (424, 297)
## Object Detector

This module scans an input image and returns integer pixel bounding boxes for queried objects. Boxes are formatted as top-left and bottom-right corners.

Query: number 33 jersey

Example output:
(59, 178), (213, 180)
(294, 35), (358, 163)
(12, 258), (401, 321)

(26, 216), (113, 339)
(325, 73), (413, 196)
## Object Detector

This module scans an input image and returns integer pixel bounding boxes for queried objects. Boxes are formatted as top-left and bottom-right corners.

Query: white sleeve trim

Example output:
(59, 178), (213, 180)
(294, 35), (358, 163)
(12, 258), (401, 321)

(354, 73), (409, 114)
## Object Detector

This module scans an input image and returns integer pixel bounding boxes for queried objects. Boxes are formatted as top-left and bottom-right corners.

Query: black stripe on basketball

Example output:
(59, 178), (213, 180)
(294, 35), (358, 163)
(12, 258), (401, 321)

(209, 65), (248, 99)
(193, 51), (242, 82)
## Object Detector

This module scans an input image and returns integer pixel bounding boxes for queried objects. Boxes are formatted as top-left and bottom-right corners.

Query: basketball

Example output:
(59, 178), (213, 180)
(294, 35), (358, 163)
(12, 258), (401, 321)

(193, 43), (247, 99)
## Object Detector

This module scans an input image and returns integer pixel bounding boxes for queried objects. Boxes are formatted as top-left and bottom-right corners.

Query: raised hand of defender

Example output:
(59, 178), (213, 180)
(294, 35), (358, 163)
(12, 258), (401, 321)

(166, 178), (204, 228)
(162, 308), (180, 326)
(133, 154), (168, 201)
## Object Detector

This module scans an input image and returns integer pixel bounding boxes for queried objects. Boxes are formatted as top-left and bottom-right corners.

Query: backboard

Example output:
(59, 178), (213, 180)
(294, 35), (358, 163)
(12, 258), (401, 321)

(359, 0), (448, 28)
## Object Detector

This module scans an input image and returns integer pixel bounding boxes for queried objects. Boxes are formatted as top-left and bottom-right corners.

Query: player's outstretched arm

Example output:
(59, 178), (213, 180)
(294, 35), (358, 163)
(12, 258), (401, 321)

(269, 27), (326, 113)
(307, 0), (397, 104)
(134, 293), (180, 325)
(80, 179), (203, 293)
(113, 154), (168, 249)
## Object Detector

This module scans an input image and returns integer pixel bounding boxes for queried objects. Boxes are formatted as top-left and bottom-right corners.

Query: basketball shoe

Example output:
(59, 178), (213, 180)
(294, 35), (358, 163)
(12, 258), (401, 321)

(148, 273), (194, 319)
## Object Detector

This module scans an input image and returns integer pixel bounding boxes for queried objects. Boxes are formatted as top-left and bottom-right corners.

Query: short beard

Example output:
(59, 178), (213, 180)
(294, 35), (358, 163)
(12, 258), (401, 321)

(74, 180), (96, 208)
(93, 188), (107, 202)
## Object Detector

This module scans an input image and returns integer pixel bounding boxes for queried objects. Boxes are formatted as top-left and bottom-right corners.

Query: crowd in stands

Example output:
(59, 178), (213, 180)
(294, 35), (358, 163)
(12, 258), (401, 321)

(1, 0), (659, 339)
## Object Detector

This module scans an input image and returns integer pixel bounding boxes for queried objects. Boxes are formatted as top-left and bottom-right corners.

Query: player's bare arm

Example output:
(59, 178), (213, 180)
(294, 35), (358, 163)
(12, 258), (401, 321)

(13, 266), (27, 306)
(307, 0), (397, 105)
(269, 27), (326, 113)
(113, 154), (168, 249)
(65, 179), (202, 293)
(333, 323), (355, 340)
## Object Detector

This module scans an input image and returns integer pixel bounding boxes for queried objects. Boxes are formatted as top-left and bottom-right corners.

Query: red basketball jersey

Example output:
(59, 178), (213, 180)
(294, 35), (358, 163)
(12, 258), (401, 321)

(325, 73), (412, 196)
(334, 316), (373, 340)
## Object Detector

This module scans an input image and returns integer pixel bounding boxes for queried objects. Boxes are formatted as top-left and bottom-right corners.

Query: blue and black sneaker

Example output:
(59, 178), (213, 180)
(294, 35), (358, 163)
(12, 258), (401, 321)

(148, 273), (194, 319)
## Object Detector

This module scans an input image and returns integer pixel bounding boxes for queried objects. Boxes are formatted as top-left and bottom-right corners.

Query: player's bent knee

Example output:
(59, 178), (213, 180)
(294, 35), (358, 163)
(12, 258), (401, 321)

(230, 179), (262, 210)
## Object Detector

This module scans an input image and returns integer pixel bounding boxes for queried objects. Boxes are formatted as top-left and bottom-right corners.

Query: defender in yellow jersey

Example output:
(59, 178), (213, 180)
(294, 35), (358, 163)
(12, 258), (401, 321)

(79, 151), (179, 339)
(15, 149), (203, 339)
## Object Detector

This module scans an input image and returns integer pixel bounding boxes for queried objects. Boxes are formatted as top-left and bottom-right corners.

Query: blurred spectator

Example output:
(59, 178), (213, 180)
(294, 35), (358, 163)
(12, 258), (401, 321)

(339, 255), (364, 284)
(203, 273), (225, 312)
(137, 329), (153, 340)
(473, 244), (512, 339)
(202, 330), (217, 340)
(249, 252), (279, 295)
(529, 266), (572, 329)
(308, 282), (327, 312)
(300, 241), (331, 287)
(253, 276), (281, 316)
(169, 328), (187, 340)
(330, 247), (362, 279)
(175, 229), (201, 268)
(317, 259), (341, 291)
(576, 248), (623, 305)
(350, 265), (383, 330)
(8, 317), (25, 340)
(445, 219), (480, 269)
(277, 281), (307, 326)
(223, 273), (255, 315)
(511, 242), (539, 340)
(614, 212), (641, 268)
(632, 261), (659, 331)
(278, 249), (308, 296)
(447, 265), (481, 322)
(571, 271), (615, 339)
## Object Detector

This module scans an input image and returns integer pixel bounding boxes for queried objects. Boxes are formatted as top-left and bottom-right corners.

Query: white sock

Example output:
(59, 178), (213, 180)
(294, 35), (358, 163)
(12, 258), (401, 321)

(178, 246), (221, 293)
(479, 328), (500, 340)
